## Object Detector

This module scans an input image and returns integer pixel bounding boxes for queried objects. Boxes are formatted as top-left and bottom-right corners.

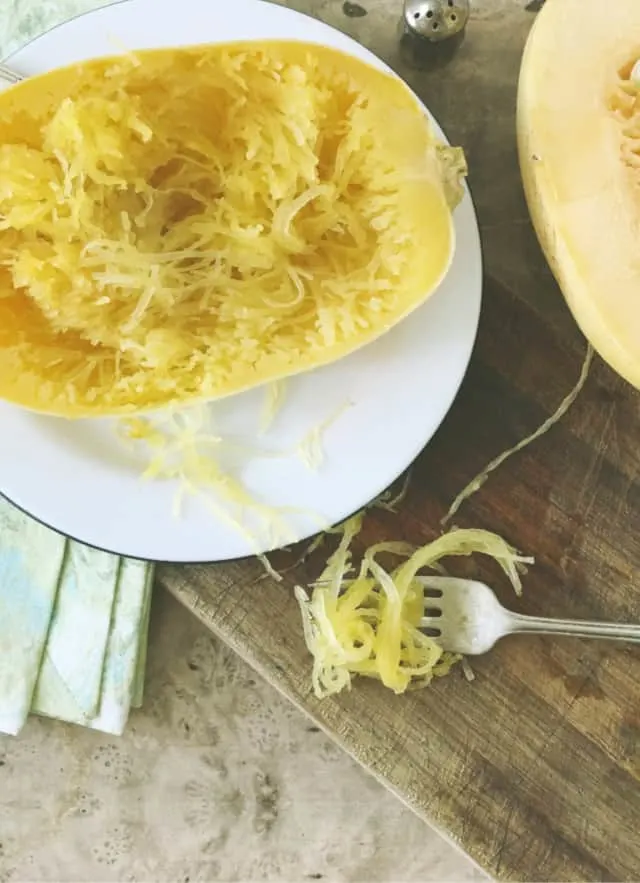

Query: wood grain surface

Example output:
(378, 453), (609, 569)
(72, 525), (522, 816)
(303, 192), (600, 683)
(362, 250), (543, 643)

(160, 1), (640, 879)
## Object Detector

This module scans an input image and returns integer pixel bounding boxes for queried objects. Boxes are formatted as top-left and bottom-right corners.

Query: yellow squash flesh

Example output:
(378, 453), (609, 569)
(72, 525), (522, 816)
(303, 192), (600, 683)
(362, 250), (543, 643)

(518, 0), (640, 389)
(0, 41), (462, 418)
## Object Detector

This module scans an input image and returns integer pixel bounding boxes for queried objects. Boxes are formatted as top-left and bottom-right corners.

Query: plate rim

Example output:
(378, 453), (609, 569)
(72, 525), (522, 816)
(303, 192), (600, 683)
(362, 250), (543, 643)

(0, 0), (483, 563)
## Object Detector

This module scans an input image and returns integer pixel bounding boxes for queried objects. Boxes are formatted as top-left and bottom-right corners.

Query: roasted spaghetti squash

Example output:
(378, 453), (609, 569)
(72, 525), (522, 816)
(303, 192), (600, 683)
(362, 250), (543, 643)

(0, 41), (464, 417)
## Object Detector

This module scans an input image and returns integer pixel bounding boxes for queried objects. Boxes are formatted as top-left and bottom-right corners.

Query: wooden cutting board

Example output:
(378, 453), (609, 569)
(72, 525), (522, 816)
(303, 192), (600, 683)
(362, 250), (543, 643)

(160, 1), (640, 879)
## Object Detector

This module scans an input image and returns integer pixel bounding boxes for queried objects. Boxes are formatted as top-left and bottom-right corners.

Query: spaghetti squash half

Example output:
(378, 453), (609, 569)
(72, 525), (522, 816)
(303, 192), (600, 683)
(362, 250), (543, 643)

(0, 41), (464, 417)
(518, 0), (640, 389)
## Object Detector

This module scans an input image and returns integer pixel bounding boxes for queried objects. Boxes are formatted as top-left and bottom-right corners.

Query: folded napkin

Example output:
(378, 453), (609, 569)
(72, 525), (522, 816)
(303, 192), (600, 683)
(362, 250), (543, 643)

(0, 497), (154, 736)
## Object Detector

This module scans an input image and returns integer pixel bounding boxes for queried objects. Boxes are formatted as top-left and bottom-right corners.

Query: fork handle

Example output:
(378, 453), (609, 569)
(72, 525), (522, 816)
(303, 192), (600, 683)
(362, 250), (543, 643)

(507, 612), (640, 643)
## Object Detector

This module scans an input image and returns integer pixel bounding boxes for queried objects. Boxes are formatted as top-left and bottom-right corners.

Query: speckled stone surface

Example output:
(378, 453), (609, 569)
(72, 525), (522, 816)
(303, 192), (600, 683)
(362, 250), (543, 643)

(0, 6), (483, 878)
(0, 588), (484, 882)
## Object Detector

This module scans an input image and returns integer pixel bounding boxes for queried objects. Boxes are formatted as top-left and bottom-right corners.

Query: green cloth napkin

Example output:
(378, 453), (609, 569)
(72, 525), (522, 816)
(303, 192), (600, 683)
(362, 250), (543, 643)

(0, 503), (66, 735)
(0, 497), (154, 736)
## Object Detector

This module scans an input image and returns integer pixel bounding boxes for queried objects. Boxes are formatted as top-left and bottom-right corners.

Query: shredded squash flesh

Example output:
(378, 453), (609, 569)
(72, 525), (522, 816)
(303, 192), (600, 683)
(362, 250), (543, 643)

(295, 518), (532, 697)
(119, 405), (317, 549)
(0, 41), (463, 417)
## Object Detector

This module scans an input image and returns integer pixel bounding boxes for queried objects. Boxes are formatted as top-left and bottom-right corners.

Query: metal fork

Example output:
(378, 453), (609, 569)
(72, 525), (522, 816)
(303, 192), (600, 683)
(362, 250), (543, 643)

(419, 576), (640, 655)
(0, 63), (23, 86)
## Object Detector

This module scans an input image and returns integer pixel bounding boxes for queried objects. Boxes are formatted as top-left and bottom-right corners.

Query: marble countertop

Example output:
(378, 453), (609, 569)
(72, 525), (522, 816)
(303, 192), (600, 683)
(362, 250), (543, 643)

(0, 586), (482, 881)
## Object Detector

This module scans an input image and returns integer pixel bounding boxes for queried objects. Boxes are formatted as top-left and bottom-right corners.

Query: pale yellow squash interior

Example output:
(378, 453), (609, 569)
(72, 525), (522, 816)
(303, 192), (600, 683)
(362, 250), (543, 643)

(518, 0), (640, 389)
(0, 41), (461, 418)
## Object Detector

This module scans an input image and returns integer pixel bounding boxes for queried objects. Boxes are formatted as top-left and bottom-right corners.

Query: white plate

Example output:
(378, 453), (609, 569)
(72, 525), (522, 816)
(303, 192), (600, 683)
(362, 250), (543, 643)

(0, 0), (482, 563)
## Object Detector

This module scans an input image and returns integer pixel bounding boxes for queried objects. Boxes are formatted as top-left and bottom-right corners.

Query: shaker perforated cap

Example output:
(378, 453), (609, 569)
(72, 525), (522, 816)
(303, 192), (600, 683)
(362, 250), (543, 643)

(403, 0), (470, 42)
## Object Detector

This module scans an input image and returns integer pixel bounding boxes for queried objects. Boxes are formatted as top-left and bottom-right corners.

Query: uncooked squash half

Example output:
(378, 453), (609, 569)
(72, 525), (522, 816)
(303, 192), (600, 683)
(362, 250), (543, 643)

(518, 0), (640, 388)
(0, 41), (464, 418)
